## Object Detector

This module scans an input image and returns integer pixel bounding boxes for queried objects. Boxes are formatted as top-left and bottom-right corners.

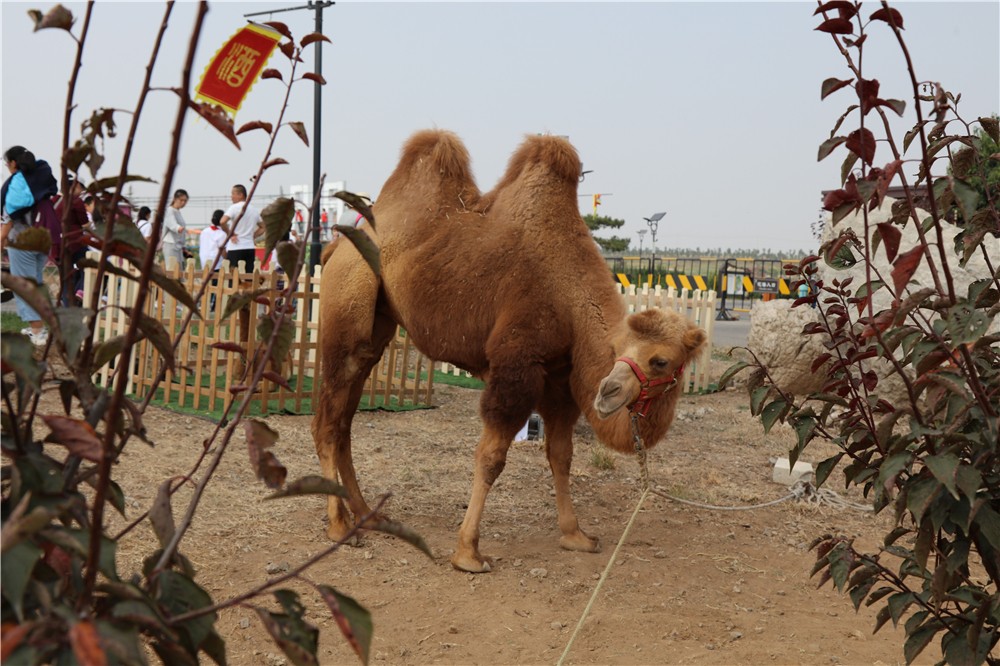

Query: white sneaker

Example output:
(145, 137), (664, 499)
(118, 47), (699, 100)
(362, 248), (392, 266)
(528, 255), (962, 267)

(21, 327), (48, 347)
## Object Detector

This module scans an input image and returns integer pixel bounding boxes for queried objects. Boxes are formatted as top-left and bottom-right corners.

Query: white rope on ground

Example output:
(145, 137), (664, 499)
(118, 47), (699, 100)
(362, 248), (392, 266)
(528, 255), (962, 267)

(556, 488), (650, 666)
(556, 413), (874, 664)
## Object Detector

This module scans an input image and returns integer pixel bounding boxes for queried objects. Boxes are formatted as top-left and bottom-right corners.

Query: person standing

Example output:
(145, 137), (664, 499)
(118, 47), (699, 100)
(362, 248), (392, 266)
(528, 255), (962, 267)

(161, 189), (188, 268)
(199, 209), (227, 313)
(199, 209), (227, 273)
(135, 205), (153, 241)
(0, 145), (58, 346)
(219, 184), (262, 273)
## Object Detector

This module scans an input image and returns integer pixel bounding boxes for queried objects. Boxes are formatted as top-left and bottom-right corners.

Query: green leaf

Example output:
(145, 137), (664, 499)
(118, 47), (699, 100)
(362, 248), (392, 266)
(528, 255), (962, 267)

(317, 585), (373, 666)
(0, 540), (43, 620)
(827, 542), (852, 591)
(815, 454), (843, 488)
(903, 620), (943, 664)
(1, 333), (43, 390)
(333, 224), (381, 278)
(973, 502), (1000, 552)
(92, 334), (145, 374)
(65, 528), (120, 581)
(760, 399), (788, 434)
(257, 316), (295, 366)
(876, 452), (911, 493)
(92, 219), (148, 256)
(156, 570), (216, 653)
(261, 197), (295, 259)
(266, 475), (348, 500)
(255, 594), (319, 666)
(886, 591), (913, 627)
(276, 240), (301, 277)
(123, 307), (175, 372)
(946, 302), (992, 345)
(333, 191), (375, 229)
(749, 386), (770, 416)
(367, 518), (434, 559)
(717, 361), (751, 390)
(924, 453), (960, 500)
(221, 288), (269, 321)
(120, 256), (200, 315)
(55, 306), (94, 364)
(200, 630), (228, 666)
(951, 178), (980, 222)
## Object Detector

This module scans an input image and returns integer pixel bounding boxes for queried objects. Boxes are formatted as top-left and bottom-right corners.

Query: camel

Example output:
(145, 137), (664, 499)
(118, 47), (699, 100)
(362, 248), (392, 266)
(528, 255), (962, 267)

(312, 130), (707, 573)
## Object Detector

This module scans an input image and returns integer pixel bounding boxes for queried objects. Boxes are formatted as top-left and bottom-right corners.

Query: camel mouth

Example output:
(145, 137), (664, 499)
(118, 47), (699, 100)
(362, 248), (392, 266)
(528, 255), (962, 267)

(593, 377), (636, 419)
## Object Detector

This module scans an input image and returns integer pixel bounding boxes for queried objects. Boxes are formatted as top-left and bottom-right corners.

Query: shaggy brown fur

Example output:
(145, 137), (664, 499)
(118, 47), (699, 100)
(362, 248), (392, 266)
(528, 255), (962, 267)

(313, 129), (706, 573)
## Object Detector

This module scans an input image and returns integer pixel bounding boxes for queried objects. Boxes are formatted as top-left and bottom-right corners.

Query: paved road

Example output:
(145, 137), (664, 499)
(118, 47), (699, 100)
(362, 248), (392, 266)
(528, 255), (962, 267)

(711, 313), (752, 349)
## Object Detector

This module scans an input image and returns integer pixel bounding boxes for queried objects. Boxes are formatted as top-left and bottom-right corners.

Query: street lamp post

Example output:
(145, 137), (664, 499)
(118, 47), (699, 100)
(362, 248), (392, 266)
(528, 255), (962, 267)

(643, 212), (665, 283)
(637, 229), (647, 280)
(244, 1), (334, 276)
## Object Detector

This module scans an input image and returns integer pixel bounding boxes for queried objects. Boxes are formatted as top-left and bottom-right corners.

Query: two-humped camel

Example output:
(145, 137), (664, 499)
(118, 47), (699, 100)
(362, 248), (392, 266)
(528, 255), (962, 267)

(313, 130), (706, 572)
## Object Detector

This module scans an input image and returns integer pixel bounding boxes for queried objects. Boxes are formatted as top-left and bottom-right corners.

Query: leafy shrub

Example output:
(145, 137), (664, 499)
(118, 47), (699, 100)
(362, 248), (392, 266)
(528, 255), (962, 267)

(722, 3), (998, 664)
(2, 6), (419, 664)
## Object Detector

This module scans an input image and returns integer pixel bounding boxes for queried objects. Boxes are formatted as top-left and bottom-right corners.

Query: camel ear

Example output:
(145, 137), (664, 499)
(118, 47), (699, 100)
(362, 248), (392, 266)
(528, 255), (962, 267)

(682, 326), (707, 354)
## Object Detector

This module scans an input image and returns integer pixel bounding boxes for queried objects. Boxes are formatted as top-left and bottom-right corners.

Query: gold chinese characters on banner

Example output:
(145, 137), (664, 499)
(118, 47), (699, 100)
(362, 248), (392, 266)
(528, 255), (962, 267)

(195, 23), (282, 117)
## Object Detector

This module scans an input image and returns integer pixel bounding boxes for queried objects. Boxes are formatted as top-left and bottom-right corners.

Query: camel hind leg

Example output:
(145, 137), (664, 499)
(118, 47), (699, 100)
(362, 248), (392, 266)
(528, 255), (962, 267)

(312, 246), (395, 541)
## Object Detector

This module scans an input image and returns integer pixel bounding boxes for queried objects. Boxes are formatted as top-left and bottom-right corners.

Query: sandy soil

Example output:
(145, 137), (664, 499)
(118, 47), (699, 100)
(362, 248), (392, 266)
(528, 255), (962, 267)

(102, 354), (935, 666)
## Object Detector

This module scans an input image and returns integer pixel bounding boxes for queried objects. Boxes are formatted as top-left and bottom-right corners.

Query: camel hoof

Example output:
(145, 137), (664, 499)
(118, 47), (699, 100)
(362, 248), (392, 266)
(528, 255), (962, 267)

(326, 523), (362, 547)
(560, 532), (602, 553)
(450, 551), (493, 573)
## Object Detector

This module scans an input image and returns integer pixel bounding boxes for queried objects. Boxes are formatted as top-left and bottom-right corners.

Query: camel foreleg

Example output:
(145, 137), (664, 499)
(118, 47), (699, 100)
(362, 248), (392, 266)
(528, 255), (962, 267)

(542, 410), (601, 553)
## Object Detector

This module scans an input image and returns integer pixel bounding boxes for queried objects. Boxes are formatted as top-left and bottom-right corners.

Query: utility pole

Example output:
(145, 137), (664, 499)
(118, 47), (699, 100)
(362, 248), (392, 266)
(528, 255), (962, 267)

(245, 1), (334, 275)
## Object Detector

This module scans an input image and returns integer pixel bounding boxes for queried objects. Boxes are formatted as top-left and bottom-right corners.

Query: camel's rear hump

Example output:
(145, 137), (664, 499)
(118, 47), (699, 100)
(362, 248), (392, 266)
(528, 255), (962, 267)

(379, 129), (479, 207)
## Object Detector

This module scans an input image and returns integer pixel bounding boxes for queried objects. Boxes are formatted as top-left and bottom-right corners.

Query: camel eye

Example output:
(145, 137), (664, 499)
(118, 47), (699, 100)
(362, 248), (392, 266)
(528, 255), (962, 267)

(650, 357), (669, 372)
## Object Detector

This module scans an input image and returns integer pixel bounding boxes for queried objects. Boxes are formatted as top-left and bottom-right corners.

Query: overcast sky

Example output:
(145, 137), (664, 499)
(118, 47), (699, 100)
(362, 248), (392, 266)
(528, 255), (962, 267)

(2, 1), (998, 253)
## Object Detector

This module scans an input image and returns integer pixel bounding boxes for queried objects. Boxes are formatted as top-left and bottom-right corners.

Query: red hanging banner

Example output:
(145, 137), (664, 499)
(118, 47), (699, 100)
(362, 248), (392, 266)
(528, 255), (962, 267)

(195, 23), (282, 117)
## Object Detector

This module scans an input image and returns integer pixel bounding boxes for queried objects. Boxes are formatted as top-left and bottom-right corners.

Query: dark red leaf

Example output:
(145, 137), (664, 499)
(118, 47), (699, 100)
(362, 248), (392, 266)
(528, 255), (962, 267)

(41, 415), (103, 462)
(261, 69), (283, 81)
(875, 159), (902, 205)
(870, 7), (904, 29)
(262, 21), (293, 40)
(813, 2), (857, 18)
(815, 17), (854, 34)
(210, 342), (247, 356)
(821, 77), (853, 100)
(70, 621), (107, 666)
(279, 41), (303, 63)
(1, 623), (33, 661)
(301, 72), (327, 86)
(845, 128), (876, 166)
(263, 158), (289, 170)
(185, 100), (240, 149)
(857, 78), (880, 115)
(876, 223), (902, 263)
(245, 420), (287, 489)
(823, 188), (859, 211)
(891, 246), (924, 295)
(300, 32), (331, 48)
(288, 121), (309, 147)
(236, 120), (274, 136)
(263, 371), (292, 390)
(859, 310), (894, 340)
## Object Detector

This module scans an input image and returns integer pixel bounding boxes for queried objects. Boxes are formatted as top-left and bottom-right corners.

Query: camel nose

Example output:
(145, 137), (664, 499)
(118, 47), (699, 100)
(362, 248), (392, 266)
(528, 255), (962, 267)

(598, 377), (621, 400)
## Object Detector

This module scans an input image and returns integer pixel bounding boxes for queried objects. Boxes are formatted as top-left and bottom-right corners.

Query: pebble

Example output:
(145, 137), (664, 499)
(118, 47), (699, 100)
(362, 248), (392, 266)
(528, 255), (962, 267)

(730, 631), (743, 641)
(265, 561), (290, 574)
(551, 622), (564, 630)
(239, 618), (250, 629)
(529, 568), (548, 578)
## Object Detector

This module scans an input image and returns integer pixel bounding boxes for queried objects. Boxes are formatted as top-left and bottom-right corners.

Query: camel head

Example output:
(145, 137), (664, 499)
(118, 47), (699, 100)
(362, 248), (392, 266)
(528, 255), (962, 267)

(594, 309), (707, 419)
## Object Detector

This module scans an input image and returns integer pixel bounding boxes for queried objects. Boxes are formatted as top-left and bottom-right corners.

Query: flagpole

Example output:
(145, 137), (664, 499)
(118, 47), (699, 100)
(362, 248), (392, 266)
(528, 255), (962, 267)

(245, 1), (334, 276)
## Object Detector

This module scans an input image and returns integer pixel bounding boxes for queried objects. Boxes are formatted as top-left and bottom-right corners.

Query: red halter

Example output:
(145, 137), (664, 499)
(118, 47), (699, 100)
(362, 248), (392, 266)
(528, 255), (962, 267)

(616, 356), (684, 417)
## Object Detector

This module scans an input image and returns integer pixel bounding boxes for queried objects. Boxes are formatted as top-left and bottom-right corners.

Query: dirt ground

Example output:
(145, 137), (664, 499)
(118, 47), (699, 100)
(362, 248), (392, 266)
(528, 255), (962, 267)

(102, 351), (937, 666)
